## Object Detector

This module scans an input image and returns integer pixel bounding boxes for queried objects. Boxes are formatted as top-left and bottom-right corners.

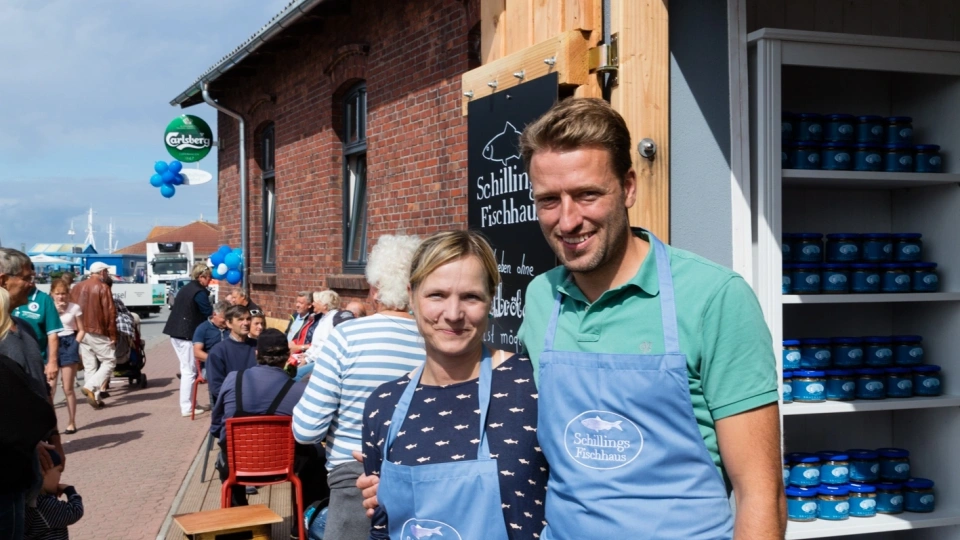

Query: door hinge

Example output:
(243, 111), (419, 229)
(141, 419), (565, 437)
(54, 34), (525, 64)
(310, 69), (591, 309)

(588, 33), (619, 84)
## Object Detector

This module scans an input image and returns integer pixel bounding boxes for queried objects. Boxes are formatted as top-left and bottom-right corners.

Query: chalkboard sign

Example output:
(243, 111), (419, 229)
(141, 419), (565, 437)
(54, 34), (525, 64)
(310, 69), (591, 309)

(467, 72), (558, 353)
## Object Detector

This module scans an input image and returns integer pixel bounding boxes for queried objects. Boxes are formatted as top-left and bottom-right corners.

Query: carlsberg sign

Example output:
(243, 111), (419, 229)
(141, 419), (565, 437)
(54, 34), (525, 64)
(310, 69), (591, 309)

(164, 115), (213, 162)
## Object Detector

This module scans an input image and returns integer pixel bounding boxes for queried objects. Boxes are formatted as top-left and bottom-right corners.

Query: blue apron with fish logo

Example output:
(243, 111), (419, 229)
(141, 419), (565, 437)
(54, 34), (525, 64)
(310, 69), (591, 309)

(539, 233), (734, 539)
(378, 348), (509, 540)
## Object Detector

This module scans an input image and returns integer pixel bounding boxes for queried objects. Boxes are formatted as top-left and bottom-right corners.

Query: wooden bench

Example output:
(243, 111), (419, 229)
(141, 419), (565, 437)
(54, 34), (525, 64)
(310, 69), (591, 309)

(173, 504), (283, 540)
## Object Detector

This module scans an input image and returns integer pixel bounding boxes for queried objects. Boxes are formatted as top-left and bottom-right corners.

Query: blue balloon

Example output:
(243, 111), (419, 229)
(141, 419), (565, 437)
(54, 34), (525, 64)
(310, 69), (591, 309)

(160, 184), (176, 198)
(150, 174), (164, 187)
(224, 252), (241, 270)
(210, 250), (225, 266)
(211, 267), (224, 280)
(226, 269), (242, 285)
(172, 173), (184, 186)
(169, 160), (183, 173)
(161, 170), (175, 184)
(218, 245), (232, 255)
(154, 161), (169, 174)
(231, 248), (243, 258)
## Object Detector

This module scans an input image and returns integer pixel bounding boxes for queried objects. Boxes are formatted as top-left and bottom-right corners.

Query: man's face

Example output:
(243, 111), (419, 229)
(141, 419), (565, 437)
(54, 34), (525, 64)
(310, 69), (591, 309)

(0, 265), (36, 309)
(294, 295), (310, 316)
(529, 147), (636, 276)
(211, 310), (226, 328)
(227, 314), (251, 338)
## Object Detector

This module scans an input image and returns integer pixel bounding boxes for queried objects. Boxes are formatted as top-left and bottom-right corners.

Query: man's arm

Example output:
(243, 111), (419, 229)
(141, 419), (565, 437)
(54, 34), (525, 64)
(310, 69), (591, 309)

(45, 333), (59, 381)
(193, 342), (208, 362)
(292, 338), (345, 445)
(101, 287), (117, 342)
(194, 290), (213, 317)
(716, 403), (786, 540)
(207, 348), (225, 401)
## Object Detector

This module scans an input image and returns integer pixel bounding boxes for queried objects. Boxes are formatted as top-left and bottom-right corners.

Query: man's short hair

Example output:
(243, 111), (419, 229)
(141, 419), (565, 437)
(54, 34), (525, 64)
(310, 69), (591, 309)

(0, 248), (32, 277)
(224, 304), (250, 321)
(519, 98), (633, 185)
(191, 263), (211, 280)
(213, 300), (232, 314)
(297, 291), (312, 303)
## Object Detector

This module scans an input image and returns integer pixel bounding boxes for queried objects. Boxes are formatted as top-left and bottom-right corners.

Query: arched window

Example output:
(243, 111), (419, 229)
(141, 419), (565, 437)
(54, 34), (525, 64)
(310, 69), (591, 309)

(342, 83), (367, 271)
(261, 124), (277, 271)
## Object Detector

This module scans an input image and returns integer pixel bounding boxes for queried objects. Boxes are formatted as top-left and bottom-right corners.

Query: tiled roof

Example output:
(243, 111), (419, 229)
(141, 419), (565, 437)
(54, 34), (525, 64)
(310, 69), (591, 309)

(147, 226), (179, 240)
(115, 221), (222, 256)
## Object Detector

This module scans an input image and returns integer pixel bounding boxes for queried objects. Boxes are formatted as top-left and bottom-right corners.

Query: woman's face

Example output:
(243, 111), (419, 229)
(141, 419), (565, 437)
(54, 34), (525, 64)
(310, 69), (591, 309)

(413, 255), (491, 360)
(52, 289), (69, 306)
(249, 317), (264, 339)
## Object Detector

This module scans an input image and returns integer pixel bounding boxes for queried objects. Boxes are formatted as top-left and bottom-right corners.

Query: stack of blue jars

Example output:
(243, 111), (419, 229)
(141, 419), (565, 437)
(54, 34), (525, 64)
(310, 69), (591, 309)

(785, 447), (936, 522)
(782, 232), (941, 294)
(782, 335), (943, 403)
(781, 113), (943, 173)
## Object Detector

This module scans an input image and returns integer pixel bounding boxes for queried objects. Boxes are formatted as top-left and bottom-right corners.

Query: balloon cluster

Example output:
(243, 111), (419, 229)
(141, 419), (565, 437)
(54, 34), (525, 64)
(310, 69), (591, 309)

(149, 160), (185, 198)
(210, 245), (243, 285)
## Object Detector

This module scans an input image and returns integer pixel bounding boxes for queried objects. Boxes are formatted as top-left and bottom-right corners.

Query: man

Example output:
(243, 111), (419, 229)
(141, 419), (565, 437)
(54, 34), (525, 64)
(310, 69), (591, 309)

(359, 99), (784, 538)
(284, 292), (313, 342)
(205, 305), (257, 407)
(341, 300), (366, 321)
(210, 329), (309, 506)
(192, 300), (231, 364)
(230, 287), (261, 313)
(163, 263), (213, 417)
(12, 279), (63, 388)
(70, 262), (117, 409)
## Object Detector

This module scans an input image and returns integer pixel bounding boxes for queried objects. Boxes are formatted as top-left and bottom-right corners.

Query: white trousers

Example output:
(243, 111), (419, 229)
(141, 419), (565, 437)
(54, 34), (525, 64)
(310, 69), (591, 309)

(171, 337), (196, 414)
(80, 333), (116, 392)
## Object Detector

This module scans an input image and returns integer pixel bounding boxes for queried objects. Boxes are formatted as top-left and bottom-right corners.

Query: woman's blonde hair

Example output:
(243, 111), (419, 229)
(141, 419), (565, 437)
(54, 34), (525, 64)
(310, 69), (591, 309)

(0, 288), (12, 341)
(409, 231), (500, 300)
(191, 262), (211, 280)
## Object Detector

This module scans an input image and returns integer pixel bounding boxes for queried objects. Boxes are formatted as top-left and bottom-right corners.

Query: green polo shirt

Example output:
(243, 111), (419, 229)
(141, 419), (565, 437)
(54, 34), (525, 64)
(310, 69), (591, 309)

(12, 289), (63, 361)
(518, 231), (778, 479)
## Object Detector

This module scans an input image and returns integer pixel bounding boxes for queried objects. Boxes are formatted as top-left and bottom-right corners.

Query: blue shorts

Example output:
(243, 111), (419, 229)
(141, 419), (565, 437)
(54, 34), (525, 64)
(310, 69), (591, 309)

(57, 334), (81, 368)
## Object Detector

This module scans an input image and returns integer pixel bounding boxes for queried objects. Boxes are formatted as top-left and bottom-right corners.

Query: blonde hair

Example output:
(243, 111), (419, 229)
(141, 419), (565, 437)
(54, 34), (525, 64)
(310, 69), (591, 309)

(409, 231), (500, 299)
(0, 288), (12, 341)
(191, 262), (211, 280)
(50, 279), (71, 295)
(314, 290), (341, 311)
(365, 235), (422, 310)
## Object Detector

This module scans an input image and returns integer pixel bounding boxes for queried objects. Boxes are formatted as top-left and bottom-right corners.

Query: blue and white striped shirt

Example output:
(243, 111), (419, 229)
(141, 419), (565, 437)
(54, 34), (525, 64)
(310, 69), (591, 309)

(292, 313), (425, 469)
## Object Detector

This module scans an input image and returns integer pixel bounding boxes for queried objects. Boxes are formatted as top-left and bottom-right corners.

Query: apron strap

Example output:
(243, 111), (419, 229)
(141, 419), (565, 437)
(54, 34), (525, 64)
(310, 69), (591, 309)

(650, 233), (681, 354)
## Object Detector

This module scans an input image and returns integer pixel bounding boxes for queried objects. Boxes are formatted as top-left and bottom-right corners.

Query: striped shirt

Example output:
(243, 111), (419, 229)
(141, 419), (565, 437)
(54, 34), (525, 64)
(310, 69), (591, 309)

(25, 489), (84, 540)
(292, 313), (425, 469)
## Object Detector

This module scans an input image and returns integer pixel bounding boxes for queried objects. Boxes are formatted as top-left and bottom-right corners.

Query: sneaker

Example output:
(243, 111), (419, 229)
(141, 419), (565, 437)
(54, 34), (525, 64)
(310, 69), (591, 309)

(81, 387), (102, 409)
(245, 486), (259, 495)
(182, 408), (206, 417)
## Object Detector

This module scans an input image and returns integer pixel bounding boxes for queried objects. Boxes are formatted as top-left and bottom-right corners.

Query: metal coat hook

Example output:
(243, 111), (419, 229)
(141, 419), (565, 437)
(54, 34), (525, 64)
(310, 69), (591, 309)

(513, 70), (525, 81)
(463, 90), (474, 98)
(544, 56), (556, 66)
(487, 80), (498, 90)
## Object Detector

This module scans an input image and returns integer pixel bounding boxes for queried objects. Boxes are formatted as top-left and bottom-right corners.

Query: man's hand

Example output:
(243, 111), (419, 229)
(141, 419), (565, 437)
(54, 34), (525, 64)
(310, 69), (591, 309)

(352, 450), (380, 518)
(45, 362), (59, 384)
(37, 442), (56, 471)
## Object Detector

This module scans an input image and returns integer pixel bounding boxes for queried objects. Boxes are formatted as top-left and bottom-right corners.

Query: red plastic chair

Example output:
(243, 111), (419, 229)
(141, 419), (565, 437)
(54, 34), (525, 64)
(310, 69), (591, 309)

(190, 355), (206, 421)
(221, 416), (305, 540)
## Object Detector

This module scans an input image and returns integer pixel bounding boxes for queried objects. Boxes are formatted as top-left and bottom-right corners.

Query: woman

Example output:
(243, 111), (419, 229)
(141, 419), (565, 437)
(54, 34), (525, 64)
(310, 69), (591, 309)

(249, 309), (266, 340)
(362, 231), (547, 540)
(51, 279), (84, 434)
(292, 234), (425, 540)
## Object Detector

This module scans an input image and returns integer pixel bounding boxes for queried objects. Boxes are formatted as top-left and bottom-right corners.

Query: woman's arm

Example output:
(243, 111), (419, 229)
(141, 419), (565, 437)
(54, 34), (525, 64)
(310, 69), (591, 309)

(361, 397), (389, 540)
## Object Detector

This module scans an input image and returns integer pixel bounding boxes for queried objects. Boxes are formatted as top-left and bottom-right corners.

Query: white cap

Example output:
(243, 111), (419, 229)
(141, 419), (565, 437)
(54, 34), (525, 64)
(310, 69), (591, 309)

(89, 262), (110, 273)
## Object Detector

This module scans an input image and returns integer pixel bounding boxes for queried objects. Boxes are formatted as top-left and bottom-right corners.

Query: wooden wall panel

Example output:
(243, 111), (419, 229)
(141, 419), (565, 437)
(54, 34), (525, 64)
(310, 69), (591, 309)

(533, 0), (564, 43)
(505, 0), (533, 55)
(481, 0), (507, 63)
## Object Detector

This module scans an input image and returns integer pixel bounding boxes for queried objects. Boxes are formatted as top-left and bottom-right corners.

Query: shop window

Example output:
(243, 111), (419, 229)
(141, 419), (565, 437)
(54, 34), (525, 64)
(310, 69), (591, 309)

(342, 83), (367, 272)
(261, 124), (277, 272)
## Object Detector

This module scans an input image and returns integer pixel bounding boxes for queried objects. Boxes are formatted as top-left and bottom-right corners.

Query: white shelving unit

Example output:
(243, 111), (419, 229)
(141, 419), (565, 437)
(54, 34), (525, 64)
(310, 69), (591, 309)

(749, 29), (960, 539)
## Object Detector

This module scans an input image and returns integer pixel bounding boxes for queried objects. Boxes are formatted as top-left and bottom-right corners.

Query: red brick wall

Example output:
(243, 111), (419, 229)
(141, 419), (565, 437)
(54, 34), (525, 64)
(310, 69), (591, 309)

(214, 0), (477, 318)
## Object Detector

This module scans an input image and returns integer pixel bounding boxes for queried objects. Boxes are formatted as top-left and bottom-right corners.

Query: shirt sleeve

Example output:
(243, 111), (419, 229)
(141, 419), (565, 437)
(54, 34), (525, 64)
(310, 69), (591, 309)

(699, 276), (779, 420)
(292, 331), (346, 445)
(35, 492), (84, 529)
(42, 295), (63, 335)
(210, 372), (236, 439)
(362, 394), (389, 540)
(192, 323), (207, 344)
(207, 346), (226, 402)
(194, 290), (213, 317)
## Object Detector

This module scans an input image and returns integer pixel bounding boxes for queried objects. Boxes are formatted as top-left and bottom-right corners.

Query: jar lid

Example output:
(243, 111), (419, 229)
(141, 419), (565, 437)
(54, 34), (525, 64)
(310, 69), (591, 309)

(913, 365), (941, 373)
(790, 453), (821, 464)
(793, 263), (821, 270)
(853, 143), (882, 149)
(795, 233), (823, 239)
(822, 263), (850, 270)
(847, 483), (877, 493)
(856, 368), (885, 375)
(800, 338), (831, 345)
(850, 263), (880, 269)
(883, 143), (913, 150)
(797, 113), (823, 119)
(826, 369), (855, 376)
(892, 233), (922, 239)
(794, 369), (826, 377)
(825, 114), (855, 120)
(822, 142), (852, 149)
(862, 336), (892, 343)
(911, 262), (937, 269)
(857, 115), (883, 122)
(793, 141), (821, 149)
(785, 486), (818, 497)
(816, 450), (847, 460)
(783, 339), (801, 346)
(783, 370), (793, 378)
(818, 485), (850, 496)
(831, 337), (862, 344)
(885, 367), (912, 374)
(875, 482), (903, 491)
(826, 233), (860, 239)
(880, 263), (911, 269)
(847, 449), (879, 459)
(914, 144), (940, 151)
(891, 335), (922, 342)
(877, 448), (910, 458)
(861, 233), (891, 239)
(886, 116), (913, 123)
(904, 478), (935, 489)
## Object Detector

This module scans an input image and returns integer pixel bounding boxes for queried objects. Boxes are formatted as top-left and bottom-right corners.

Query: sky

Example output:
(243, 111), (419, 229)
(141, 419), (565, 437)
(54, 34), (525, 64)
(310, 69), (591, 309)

(0, 0), (290, 253)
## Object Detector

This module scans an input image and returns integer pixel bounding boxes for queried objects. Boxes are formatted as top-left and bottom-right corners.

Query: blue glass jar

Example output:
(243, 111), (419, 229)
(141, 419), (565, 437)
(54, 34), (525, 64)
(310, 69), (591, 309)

(817, 485), (850, 520)
(853, 143), (883, 171)
(793, 370), (826, 402)
(801, 338), (832, 368)
(864, 336), (894, 367)
(877, 448), (911, 481)
(782, 143), (794, 169)
(821, 264), (850, 293)
(832, 338), (864, 367)
(782, 264), (794, 294)
(797, 113), (824, 142)
(825, 370), (856, 401)
(886, 116), (913, 144)
(822, 142), (853, 170)
(884, 144), (914, 172)
(881, 263), (912, 293)
(856, 368), (886, 399)
(914, 144), (942, 173)
(861, 234), (893, 262)
(850, 263), (881, 293)
(792, 264), (821, 294)
(789, 453), (822, 486)
(783, 339), (802, 370)
(847, 450), (879, 483)
(876, 482), (904, 514)
(893, 233), (922, 262)
(793, 233), (823, 262)
(782, 111), (796, 141)
(847, 483), (878, 518)
(904, 479), (935, 513)
(783, 458), (791, 485)
(826, 233), (860, 262)
(825, 114), (856, 142)
(782, 233), (795, 262)
(885, 367), (914, 398)
(786, 486), (820, 522)
(913, 365), (942, 396)
(857, 115), (884, 143)
(911, 262), (939, 292)
(782, 371), (793, 403)
(793, 141), (822, 169)
(817, 452), (850, 485)
(892, 335), (923, 366)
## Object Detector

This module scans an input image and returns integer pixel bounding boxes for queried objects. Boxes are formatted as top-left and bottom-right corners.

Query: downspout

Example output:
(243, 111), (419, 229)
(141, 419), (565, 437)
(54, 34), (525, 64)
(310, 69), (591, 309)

(202, 82), (248, 295)
(601, 0), (613, 102)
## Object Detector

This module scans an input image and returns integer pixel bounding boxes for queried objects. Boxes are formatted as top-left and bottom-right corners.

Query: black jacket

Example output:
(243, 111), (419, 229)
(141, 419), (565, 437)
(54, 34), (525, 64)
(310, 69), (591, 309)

(0, 354), (57, 493)
(163, 280), (209, 340)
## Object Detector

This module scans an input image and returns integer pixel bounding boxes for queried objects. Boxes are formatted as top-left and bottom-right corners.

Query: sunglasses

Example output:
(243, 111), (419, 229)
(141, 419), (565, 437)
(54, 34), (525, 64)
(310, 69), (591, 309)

(250, 309), (264, 317)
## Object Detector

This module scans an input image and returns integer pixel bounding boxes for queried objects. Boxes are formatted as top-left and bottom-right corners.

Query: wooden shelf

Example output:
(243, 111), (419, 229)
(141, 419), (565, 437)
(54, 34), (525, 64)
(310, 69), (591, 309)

(786, 509), (960, 539)
(783, 395), (960, 416)
(783, 292), (960, 304)
(782, 170), (960, 189)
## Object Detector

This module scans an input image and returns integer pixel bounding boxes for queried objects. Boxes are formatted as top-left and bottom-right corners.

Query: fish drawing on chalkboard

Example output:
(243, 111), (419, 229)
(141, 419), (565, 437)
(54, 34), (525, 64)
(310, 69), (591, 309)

(483, 122), (523, 165)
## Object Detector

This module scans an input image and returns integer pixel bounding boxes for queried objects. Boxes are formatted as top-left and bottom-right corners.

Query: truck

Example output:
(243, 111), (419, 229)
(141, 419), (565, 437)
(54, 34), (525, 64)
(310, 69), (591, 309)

(36, 281), (166, 318)
(147, 241), (195, 289)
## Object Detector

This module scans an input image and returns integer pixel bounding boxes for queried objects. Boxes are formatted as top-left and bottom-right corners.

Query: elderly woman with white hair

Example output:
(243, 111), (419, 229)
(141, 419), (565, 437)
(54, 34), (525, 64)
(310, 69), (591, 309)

(292, 234), (426, 540)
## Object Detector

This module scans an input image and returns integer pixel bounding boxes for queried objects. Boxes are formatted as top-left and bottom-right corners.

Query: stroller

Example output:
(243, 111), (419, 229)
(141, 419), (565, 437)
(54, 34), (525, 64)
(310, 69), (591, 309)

(112, 309), (148, 389)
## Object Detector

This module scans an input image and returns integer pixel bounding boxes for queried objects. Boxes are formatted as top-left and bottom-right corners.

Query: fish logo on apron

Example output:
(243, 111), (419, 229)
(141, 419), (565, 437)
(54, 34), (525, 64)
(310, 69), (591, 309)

(564, 410), (643, 469)
(401, 519), (463, 540)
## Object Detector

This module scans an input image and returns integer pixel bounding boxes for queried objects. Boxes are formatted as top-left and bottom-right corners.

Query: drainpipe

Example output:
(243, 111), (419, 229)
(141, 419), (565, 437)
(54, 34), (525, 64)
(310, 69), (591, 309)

(202, 82), (248, 295)
(602, 0), (613, 101)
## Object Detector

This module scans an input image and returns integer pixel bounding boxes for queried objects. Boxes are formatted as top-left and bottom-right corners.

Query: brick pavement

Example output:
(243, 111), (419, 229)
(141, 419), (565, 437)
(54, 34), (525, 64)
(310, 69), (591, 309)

(55, 340), (211, 540)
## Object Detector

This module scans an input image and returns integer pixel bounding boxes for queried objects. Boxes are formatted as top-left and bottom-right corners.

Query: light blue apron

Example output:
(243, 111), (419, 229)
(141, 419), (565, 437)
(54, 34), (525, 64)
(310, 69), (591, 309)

(379, 348), (509, 540)
(539, 233), (734, 539)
